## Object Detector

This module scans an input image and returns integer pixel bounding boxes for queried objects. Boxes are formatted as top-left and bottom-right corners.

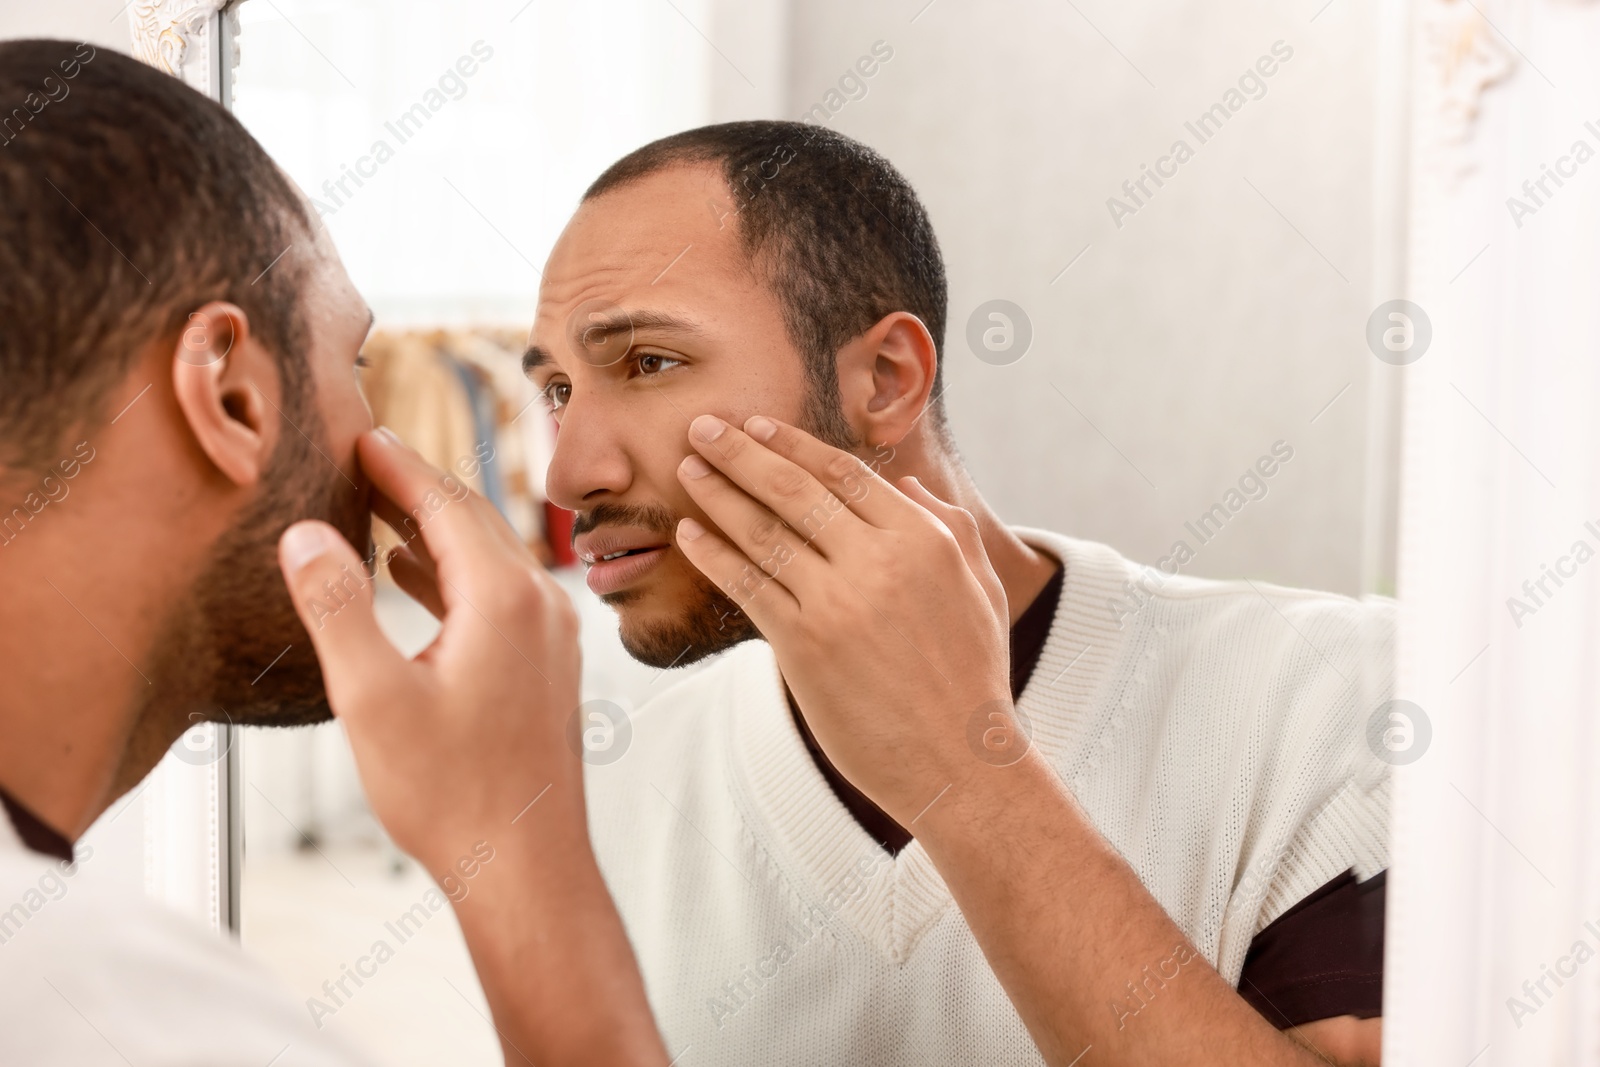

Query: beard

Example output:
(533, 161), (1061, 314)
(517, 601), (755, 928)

(580, 500), (762, 670)
(143, 396), (371, 733)
(591, 381), (859, 671)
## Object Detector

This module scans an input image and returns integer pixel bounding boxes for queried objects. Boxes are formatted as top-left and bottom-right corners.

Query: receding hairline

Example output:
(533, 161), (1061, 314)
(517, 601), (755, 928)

(581, 155), (729, 203)
(571, 158), (764, 268)
(581, 140), (748, 204)
(568, 120), (951, 441)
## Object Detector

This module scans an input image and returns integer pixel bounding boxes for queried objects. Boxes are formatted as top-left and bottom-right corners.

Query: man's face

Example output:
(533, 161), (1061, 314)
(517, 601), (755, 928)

(167, 227), (375, 729)
(529, 164), (839, 668)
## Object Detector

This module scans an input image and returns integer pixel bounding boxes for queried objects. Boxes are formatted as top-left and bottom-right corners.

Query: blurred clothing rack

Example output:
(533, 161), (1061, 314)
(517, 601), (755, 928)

(358, 327), (571, 568)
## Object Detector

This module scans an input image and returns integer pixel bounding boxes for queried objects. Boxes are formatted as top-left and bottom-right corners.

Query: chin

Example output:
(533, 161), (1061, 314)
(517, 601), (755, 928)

(609, 561), (762, 670)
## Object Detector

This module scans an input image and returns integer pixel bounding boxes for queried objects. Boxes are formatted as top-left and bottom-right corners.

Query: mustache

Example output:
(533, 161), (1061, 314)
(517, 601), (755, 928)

(570, 501), (679, 544)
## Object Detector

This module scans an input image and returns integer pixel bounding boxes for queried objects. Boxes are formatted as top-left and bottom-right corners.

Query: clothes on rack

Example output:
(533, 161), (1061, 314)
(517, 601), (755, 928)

(357, 327), (560, 568)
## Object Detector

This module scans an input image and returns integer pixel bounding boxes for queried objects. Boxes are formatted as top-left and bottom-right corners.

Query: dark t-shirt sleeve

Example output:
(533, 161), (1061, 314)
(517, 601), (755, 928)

(1236, 869), (1385, 1027)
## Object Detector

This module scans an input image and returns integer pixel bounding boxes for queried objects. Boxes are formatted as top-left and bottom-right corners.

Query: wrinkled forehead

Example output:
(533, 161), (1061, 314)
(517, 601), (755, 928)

(532, 164), (764, 354)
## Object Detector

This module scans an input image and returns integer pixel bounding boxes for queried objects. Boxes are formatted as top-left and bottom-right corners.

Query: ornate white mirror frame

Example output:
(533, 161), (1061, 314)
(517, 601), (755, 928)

(123, 0), (247, 938)
(1385, 0), (1600, 1062)
(128, 0), (241, 103)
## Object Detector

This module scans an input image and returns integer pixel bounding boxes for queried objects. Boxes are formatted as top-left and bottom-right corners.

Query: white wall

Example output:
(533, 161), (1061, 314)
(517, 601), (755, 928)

(232, 0), (715, 327)
(776, 0), (1390, 595)
(0, 0), (1392, 597)
(0, 0), (135, 53)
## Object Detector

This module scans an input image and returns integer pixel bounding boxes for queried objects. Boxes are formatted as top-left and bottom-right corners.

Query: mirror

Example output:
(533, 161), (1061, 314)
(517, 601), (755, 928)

(226, 1), (1400, 1062)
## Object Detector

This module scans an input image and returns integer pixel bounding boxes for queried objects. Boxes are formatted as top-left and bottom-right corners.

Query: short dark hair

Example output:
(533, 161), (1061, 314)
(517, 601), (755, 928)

(0, 39), (313, 470)
(584, 120), (950, 439)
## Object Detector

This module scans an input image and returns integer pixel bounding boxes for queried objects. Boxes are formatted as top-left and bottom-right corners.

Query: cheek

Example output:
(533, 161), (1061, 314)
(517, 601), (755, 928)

(317, 367), (375, 472)
(342, 377), (375, 443)
(655, 429), (703, 519)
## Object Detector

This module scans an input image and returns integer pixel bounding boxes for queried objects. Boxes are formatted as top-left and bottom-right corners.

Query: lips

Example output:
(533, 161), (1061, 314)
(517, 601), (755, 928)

(574, 528), (670, 565)
(574, 526), (673, 597)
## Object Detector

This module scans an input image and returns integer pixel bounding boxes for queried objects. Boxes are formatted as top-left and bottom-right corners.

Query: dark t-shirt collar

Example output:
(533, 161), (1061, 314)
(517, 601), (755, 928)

(0, 785), (75, 862)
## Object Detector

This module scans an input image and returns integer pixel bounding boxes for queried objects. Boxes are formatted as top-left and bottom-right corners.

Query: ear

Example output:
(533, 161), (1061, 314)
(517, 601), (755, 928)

(835, 311), (938, 448)
(169, 302), (280, 487)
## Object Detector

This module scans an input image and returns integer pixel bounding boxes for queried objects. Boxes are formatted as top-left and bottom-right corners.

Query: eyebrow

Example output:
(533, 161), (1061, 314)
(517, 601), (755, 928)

(522, 310), (703, 377)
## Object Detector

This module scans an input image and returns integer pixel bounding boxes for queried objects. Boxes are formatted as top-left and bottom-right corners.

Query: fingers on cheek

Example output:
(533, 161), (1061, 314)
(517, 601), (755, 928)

(678, 459), (732, 516)
(676, 519), (733, 581)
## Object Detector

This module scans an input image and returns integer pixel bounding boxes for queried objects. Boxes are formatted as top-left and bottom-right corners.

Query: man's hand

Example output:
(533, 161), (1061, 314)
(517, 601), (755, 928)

(278, 427), (668, 1067)
(672, 412), (1015, 828)
(277, 426), (581, 873)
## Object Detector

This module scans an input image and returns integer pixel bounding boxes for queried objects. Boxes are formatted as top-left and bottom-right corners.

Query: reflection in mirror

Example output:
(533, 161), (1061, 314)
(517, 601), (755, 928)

(227, 2), (1398, 1065)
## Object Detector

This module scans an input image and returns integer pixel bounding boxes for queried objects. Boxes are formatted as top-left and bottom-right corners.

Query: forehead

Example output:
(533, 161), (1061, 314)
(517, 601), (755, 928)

(533, 164), (769, 349)
(279, 178), (364, 329)
(299, 222), (367, 331)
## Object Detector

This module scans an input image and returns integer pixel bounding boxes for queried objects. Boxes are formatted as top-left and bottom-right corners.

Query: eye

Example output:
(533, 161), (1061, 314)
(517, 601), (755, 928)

(635, 351), (683, 376)
(541, 380), (572, 412)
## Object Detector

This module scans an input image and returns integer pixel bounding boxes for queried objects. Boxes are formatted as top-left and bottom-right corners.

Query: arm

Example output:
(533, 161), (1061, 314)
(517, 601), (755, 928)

(278, 428), (667, 1067)
(1291, 1017), (1381, 1065)
(670, 413), (1365, 1067)
(909, 746), (1351, 1064)
(447, 818), (665, 1066)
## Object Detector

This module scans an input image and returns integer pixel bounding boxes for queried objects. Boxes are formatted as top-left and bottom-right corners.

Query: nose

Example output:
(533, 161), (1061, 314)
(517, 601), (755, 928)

(542, 400), (634, 512)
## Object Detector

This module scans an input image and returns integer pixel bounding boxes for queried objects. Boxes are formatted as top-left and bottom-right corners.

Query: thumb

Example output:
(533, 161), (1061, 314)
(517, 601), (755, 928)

(278, 521), (407, 715)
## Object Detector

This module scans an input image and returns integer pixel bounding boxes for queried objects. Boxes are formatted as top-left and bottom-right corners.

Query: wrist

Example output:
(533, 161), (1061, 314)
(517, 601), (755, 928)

(909, 746), (1073, 861)
(882, 692), (1024, 826)
(448, 810), (605, 949)
(449, 822), (669, 1066)
(412, 767), (590, 878)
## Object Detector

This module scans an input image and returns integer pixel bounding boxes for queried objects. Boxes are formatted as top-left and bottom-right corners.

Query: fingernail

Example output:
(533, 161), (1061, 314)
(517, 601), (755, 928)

(691, 414), (725, 442)
(280, 523), (337, 576)
(745, 415), (777, 442)
(680, 454), (712, 480)
(375, 425), (402, 446)
(678, 517), (706, 542)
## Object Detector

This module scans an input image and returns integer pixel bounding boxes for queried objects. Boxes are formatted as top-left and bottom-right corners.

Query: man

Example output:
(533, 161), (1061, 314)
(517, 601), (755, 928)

(524, 122), (1392, 1065)
(0, 41), (666, 1066)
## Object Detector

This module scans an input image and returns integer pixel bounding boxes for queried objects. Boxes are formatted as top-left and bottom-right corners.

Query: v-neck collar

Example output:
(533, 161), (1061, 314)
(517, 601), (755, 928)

(723, 528), (1133, 962)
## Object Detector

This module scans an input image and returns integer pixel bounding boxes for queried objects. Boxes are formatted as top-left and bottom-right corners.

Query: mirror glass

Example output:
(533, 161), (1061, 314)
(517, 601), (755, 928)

(229, 1), (1399, 1062)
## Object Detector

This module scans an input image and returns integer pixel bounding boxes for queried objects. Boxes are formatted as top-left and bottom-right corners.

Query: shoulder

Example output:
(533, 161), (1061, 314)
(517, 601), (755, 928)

(0, 854), (375, 1066)
(1021, 525), (1395, 840)
(1017, 531), (1396, 960)
(1028, 526), (1393, 687)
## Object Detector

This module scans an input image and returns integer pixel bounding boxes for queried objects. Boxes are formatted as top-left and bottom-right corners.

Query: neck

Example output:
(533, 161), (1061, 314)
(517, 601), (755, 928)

(0, 464), (197, 840)
(0, 548), (149, 839)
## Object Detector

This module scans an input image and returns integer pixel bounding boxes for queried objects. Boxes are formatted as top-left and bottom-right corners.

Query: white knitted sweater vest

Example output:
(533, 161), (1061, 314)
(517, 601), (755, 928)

(585, 528), (1394, 1065)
